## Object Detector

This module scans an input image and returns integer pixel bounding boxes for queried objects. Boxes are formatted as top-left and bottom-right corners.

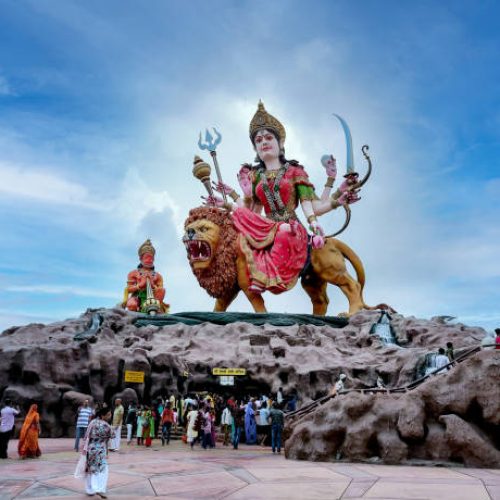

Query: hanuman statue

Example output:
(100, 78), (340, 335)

(122, 239), (169, 314)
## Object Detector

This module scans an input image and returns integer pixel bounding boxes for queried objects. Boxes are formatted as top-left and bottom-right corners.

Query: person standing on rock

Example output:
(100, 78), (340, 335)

(0, 399), (20, 459)
(268, 402), (285, 454)
(330, 374), (347, 397)
(445, 342), (455, 362)
(74, 399), (93, 452)
(109, 398), (124, 451)
(287, 391), (298, 412)
(276, 388), (284, 407)
(435, 348), (450, 374)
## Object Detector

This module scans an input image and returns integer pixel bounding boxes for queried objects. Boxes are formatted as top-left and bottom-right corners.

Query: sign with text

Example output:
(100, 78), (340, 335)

(124, 370), (145, 383)
(212, 367), (246, 376)
(219, 376), (235, 386)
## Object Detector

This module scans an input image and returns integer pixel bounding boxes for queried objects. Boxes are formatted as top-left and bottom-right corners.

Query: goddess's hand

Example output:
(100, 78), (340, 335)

(309, 220), (325, 237)
(321, 155), (337, 178)
(237, 168), (252, 197)
(312, 234), (326, 249)
(338, 189), (361, 205)
(212, 181), (234, 196)
(201, 195), (225, 208)
(338, 173), (359, 193)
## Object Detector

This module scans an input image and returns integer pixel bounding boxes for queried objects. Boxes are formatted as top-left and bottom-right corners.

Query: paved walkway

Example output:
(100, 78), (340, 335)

(0, 439), (498, 499)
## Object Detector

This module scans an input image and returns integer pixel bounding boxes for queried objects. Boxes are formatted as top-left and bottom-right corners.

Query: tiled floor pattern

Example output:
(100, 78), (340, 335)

(0, 439), (498, 499)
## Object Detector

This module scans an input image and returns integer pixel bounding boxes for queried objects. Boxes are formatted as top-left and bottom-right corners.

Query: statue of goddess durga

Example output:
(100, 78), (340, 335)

(207, 101), (361, 295)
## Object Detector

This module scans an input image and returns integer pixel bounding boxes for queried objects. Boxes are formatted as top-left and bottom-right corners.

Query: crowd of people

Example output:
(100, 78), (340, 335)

(181, 393), (287, 454)
(71, 389), (294, 457)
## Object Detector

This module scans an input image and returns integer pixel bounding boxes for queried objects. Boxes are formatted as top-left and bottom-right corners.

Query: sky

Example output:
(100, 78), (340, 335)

(0, 0), (498, 333)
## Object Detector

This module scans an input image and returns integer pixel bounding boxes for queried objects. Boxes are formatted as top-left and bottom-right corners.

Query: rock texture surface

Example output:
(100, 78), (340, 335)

(0, 308), (498, 467)
(285, 350), (499, 467)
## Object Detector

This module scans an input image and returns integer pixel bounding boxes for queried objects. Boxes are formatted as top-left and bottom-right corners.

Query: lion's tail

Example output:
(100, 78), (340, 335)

(329, 238), (397, 313)
(330, 238), (366, 291)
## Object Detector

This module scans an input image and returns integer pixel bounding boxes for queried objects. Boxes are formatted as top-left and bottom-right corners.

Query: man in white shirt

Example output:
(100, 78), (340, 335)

(257, 401), (270, 446)
(330, 374), (347, 397)
(220, 403), (233, 446)
(276, 388), (284, 406)
(0, 399), (20, 459)
(435, 348), (451, 374)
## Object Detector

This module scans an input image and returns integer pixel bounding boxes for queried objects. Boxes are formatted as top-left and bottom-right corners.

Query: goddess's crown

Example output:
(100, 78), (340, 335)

(249, 101), (286, 143)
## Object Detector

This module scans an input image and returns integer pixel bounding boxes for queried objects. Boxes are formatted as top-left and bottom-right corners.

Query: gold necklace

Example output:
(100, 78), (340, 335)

(264, 168), (280, 179)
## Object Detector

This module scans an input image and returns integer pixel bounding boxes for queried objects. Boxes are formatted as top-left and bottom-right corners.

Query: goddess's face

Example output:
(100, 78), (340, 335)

(254, 129), (281, 162)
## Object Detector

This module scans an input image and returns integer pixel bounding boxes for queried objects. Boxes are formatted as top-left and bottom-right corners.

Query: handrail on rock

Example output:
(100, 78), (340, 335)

(286, 343), (494, 420)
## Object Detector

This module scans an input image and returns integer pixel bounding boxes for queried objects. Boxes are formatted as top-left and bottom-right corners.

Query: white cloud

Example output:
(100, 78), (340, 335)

(0, 2), (498, 333)
(109, 169), (183, 237)
(0, 161), (94, 207)
(3, 284), (117, 299)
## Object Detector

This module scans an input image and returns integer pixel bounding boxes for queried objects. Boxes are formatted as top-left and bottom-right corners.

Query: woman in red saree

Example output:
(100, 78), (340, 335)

(18, 404), (41, 459)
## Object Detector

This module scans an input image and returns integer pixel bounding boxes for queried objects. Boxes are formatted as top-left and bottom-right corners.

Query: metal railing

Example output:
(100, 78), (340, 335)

(287, 343), (496, 420)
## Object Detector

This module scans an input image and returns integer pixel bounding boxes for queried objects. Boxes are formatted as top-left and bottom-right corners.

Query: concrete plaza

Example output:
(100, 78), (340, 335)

(0, 439), (498, 499)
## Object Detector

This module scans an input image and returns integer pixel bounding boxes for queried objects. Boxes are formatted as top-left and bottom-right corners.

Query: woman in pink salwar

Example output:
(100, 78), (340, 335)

(214, 101), (358, 294)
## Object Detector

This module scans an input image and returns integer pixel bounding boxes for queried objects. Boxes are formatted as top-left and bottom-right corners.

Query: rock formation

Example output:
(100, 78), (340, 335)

(0, 308), (498, 467)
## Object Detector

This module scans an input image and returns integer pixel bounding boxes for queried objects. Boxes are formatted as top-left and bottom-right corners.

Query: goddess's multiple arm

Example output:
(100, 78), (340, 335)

(207, 156), (360, 227)
(312, 155), (360, 216)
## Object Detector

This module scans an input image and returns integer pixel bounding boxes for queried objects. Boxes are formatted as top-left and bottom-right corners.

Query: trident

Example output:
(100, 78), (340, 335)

(198, 128), (227, 205)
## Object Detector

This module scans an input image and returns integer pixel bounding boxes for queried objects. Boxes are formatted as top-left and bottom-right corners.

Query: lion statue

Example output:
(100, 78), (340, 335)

(184, 206), (382, 316)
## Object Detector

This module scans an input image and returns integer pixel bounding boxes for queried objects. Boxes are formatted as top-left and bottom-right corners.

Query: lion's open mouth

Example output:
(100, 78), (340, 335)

(185, 240), (212, 262)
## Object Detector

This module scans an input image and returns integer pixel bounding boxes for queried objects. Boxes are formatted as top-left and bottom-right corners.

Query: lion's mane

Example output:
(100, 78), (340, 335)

(185, 207), (239, 299)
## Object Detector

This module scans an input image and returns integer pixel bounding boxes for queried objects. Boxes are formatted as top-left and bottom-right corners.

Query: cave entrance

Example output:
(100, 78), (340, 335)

(186, 374), (271, 399)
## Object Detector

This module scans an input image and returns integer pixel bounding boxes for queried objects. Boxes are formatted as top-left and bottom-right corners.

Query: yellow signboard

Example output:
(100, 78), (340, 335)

(212, 368), (246, 376)
(124, 370), (145, 383)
